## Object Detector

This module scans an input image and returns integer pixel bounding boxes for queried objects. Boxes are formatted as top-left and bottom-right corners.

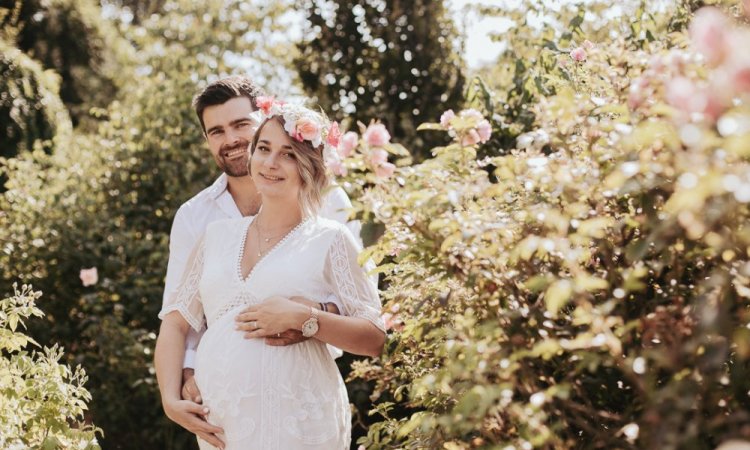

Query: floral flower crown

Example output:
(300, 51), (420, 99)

(249, 96), (341, 168)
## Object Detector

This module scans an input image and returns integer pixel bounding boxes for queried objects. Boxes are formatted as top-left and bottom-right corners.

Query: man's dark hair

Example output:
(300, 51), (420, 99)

(192, 75), (264, 133)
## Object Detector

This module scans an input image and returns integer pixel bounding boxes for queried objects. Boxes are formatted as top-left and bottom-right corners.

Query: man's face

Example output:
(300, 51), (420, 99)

(202, 97), (258, 177)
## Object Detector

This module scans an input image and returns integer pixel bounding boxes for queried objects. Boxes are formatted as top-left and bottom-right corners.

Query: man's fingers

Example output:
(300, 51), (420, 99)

(265, 337), (291, 346)
(243, 329), (269, 339)
(184, 377), (202, 403)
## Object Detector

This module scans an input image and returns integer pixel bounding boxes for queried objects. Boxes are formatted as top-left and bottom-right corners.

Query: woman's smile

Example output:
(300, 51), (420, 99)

(259, 172), (285, 182)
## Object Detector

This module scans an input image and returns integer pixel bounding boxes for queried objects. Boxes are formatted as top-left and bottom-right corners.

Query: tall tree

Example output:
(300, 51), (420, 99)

(1, 0), (126, 129)
(296, 0), (465, 156)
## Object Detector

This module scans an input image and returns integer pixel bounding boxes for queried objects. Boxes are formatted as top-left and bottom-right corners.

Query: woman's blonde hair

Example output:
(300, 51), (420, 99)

(249, 116), (330, 217)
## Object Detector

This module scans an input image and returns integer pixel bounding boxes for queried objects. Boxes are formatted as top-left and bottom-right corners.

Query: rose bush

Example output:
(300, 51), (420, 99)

(334, 3), (750, 449)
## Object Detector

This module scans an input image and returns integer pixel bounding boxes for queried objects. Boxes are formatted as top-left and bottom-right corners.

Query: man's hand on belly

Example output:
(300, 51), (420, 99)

(264, 329), (309, 346)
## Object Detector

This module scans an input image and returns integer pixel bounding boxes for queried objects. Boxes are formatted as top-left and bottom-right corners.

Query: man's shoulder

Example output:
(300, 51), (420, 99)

(174, 179), (224, 220)
(322, 184), (351, 207)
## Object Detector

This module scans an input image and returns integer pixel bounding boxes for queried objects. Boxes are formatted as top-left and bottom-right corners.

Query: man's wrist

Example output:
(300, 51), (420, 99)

(182, 368), (195, 382)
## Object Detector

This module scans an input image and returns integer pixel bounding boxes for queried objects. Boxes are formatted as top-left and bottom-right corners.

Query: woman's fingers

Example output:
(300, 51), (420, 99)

(235, 310), (258, 324)
(197, 431), (225, 450)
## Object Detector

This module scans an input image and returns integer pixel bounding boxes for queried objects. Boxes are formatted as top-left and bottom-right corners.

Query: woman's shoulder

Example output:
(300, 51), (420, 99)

(309, 216), (361, 248)
(311, 216), (348, 234)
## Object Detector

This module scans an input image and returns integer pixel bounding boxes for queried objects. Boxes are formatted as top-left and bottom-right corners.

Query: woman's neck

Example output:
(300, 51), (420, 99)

(257, 197), (303, 229)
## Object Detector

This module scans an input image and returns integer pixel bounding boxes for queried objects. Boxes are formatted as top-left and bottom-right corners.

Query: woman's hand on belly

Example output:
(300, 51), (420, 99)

(235, 295), (308, 339)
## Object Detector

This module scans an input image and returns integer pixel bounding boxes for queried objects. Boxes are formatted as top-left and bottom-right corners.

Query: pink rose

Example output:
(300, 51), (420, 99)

(689, 7), (731, 66)
(382, 312), (394, 330)
(583, 40), (595, 50)
(328, 159), (347, 177)
(338, 131), (358, 157)
(80, 267), (98, 287)
(256, 96), (275, 115)
(476, 120), (492, 143)
(440, 109), (456, 128)
(460, 109), (484, 121)
(375, 162), (396, 178)
(368, 148), (388, 166)
(667, 76), (729, 121)
(665, 76), (700, 112)
(363, 123), (391, 147)
(296, 118), (321, 142)
(326, 121), (341, 148)
(570, 47), (587, 62)
(726, 31), (750, 94)
(461, 129), (481, 146)
(627, 77), (650, 109)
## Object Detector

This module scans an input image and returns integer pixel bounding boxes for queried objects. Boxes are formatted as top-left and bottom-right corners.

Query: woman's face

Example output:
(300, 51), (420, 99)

(250, 119), (303, 203)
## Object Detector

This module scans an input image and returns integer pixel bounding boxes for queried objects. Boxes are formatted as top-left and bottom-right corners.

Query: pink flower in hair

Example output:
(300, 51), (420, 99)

(327, 121), (341, 148)
(256, 96), (276, 115)
(296, 118), (321, 142)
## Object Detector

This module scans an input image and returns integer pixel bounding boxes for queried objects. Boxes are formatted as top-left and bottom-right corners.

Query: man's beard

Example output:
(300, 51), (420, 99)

(216, 140), (250, 177)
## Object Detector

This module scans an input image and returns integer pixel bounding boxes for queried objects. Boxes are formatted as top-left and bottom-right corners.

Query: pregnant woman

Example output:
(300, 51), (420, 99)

(155, 102), (386, 450)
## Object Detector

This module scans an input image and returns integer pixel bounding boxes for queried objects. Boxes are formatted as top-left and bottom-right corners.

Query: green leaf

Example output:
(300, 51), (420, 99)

(417, 123), (445, 131)
(545, 279), (573, 315)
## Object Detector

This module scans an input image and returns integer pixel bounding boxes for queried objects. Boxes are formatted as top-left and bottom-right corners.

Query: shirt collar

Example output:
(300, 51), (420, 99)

(207, 173), (228, 200)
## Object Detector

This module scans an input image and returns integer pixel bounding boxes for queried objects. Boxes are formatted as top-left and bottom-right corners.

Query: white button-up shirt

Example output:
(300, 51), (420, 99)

(163, 174), (357, 367)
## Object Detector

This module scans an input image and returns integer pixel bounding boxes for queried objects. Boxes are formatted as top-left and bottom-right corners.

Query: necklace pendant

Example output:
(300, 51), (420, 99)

(264, 238), (271, 242)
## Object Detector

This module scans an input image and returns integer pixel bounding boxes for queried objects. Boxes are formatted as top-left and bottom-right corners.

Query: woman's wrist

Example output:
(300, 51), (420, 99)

(289, 302), (311, 330)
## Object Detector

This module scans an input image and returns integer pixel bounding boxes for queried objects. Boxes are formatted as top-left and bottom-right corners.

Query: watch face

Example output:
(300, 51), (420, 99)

(302, 318), (319, 337)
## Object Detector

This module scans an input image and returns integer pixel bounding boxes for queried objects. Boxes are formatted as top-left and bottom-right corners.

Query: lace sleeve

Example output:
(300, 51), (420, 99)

(324, 227), (385, 332)
(158, 236), (206, 332)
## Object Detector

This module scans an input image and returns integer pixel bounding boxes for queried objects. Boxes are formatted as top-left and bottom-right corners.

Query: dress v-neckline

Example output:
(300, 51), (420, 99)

(235, 215), (309, 283)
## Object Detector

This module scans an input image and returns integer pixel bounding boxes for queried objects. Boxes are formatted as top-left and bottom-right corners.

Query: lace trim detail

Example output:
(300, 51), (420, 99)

(158, 303), (204, 332)
(209, 291), (261, 326)
(329, 230), (386, 332)
(237, 217), (311, 283)
(158, 240), (205, 332)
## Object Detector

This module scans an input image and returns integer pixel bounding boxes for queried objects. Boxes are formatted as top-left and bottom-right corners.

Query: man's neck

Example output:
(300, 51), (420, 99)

(226, 175), (261, 217)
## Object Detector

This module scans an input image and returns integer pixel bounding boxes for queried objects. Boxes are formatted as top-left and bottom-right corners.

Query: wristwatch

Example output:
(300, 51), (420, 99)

(301, 306), (320, 337)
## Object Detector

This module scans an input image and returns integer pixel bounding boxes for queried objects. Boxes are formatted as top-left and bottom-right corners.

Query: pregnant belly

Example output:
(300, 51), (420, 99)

(193, 312), (348, 447)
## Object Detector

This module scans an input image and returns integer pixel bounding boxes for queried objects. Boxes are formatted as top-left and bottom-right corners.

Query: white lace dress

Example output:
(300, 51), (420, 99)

(159, 216), (384, 450)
